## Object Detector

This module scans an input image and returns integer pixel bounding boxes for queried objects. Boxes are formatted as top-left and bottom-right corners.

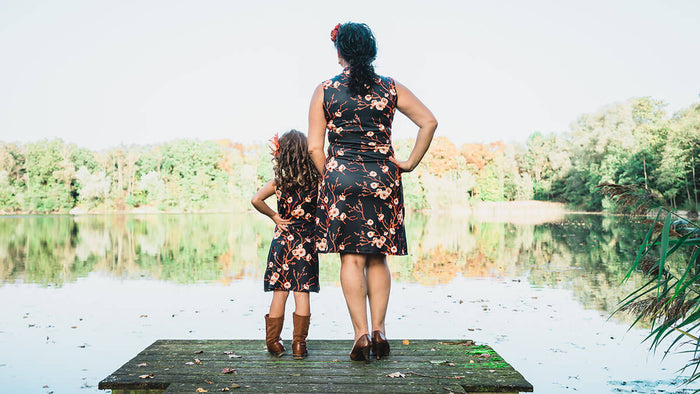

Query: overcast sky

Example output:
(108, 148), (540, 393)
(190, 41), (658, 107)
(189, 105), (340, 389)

(1, 0), (698, 150)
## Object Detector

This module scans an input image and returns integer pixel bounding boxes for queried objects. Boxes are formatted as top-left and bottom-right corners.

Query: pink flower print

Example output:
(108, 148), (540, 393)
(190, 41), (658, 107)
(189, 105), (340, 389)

(303, 284), (310, 290)
(378, 146), (389, 154)
(275, 190), (282, 198)
(371, 237), (385, 248)
(339, 244), (345, 251)
(390, 246), (397, 253)
(326, 157), (338, 171)
(368, 142), (377, 146)
(367, 131), (374, 137)
(287, 197), (293, 204)
(379, 124), (385, 130)
(284, 282), (291, 290)
(287, 235), (294, 241)
(365, 94), (372, 101)
(338, 164), (346, 171)
(335, 110), (342, 117)
(323, 196), (329, 203)
(395, 180), (400, 186)
(305, 213), (311, 220)
(371, 182), (379, 189)
(268, 261), (273, 268)
(393, 198), (399, 205)
(329, 204), (340, 219)
(378, 213), (384, 221)
(304, 196), (311, 202)
(367, 231), (375, 238)
(292, 206), (305, 218)
(339, 194), (346, 201)
(336, 127), (343, 132)
(305, 254), (311, 261)
(273, 229), (282, 239)
(369, 171), (377, 177)
(282, 263), (289, 271)
(382, 165), (389, 173)
(376, 189), (390, 200)
(398, 212), (403, 223)
(339, 212), (347, 220)
(389, 228), (396, 234)
(389, 88), (397, 95)
(270, 272), (280, 285)
(338, 149), (345, 156)
(292, 244), (306, 258)
(322, 80), (332, 89)
(333, 81), (340, 88)
(315, 217), (320, 224)
(367, 219), (374, 225)
(316, 238), (328, 251)
(327, 120), (336, 130)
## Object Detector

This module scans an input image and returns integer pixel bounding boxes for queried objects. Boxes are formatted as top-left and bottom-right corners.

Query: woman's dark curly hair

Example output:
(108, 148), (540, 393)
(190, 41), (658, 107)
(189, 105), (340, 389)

(334, 22), (377, 97)
(273, 130), (320, 192)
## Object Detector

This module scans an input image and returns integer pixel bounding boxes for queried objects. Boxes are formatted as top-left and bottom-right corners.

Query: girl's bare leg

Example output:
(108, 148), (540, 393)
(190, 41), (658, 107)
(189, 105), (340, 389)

(366, 254), (391, 334)
(292, 291), (310, 315)
(340, 253), (369, 341)
(269, 290), (289, 318)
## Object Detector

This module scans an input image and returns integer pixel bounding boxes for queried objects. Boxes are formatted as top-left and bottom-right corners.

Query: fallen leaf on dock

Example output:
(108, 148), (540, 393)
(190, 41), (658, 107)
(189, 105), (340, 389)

(222, 367), (236, 374)
(438, 340), (475, 346)
(194, 358), (202, 364)
(137, 363), (147, 367)
(185, 362), (195, 365)
(194, 350), (204, 354)
(229, 384), (241, 389)
(204, 379), (213, 384)
(430, 360), (449, 364)
(138, 373), (154, 379)
(223, 351), (234, 354)
(386, 372), (406, 378)
(195, 388), (208, 393)
(402, 339), (410, 345)
(228, 354), (242, 358)
(140, 315), (148, 318)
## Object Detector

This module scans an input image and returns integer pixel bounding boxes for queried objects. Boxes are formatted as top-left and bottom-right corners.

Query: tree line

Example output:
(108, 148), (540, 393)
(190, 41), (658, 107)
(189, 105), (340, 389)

(0, 97), (698, 214)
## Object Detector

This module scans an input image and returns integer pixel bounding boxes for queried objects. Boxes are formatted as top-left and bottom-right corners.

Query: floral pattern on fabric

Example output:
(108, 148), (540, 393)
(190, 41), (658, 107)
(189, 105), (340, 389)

(264, 186), (320, 292)
(315, 70), (407, 256)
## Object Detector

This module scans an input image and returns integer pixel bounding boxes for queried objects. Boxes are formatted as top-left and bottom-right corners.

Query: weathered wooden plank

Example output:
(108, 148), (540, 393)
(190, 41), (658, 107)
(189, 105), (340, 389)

(99, 339), (533, 393)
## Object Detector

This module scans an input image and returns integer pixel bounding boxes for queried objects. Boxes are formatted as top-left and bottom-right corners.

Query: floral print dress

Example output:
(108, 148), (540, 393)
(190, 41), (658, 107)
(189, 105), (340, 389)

(315, 70), (408, 256)
(263, 186), (319, 292)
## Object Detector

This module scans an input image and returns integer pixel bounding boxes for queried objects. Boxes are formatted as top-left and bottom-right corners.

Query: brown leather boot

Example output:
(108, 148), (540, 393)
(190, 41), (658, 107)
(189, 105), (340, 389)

(292, 313), (310, 360)
(265, 314), (285, 357)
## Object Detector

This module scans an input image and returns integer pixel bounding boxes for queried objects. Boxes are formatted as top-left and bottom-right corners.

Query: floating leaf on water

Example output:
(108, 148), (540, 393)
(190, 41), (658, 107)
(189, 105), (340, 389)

(386, 372), (406, 378)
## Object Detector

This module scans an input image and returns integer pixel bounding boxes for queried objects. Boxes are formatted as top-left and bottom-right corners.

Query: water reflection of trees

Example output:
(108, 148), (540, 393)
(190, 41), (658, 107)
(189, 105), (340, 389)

(0, 213), (649, 317)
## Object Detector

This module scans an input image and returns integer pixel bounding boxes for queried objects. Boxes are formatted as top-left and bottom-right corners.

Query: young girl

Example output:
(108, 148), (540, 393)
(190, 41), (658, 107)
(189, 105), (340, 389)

(251, 129), (320, 359)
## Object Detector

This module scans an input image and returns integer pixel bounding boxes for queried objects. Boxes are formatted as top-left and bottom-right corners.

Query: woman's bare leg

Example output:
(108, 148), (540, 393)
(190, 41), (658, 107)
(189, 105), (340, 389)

(269, 290), (289, 318)
(340, 253), (369, 341)
(366, 254), (391, 334)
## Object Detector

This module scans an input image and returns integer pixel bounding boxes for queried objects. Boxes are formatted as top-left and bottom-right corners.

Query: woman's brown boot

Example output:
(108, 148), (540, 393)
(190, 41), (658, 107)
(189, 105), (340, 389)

(265, 314), (285, 357)
(292, 313), (310, 360)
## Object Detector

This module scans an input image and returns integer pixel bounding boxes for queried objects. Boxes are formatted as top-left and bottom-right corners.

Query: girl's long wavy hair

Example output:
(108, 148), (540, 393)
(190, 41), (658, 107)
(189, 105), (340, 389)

(335, 22), (377, 97)
(273, 130), (320, 193)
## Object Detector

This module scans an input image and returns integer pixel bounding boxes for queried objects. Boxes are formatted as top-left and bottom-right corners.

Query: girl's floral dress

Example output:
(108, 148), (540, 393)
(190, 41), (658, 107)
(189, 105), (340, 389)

(315, 69), (408, 256)
(264, 186), (319, 292)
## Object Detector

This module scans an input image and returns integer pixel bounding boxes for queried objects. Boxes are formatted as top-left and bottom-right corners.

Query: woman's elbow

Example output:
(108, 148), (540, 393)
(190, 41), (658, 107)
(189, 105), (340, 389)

(308, 144), (323, 156)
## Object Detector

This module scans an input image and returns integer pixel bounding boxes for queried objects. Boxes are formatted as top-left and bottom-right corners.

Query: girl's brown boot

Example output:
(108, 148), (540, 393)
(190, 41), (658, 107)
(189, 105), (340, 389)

(265, 314), (285, 357)
(292, 313), (310, 360)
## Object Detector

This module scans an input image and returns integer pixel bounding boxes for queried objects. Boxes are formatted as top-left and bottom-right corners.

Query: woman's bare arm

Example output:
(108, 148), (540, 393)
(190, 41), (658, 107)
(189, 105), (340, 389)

(308, 84), (327, 175)
(394, 81), (438, 172)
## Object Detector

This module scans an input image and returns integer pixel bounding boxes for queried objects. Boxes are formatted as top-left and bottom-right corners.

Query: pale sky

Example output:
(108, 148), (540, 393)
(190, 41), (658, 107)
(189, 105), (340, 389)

(1, 0), (699, 150)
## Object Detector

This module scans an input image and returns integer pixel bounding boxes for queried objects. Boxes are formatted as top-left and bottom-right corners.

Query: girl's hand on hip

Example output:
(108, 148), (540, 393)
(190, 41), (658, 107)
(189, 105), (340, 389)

(272, 214), (291, 230)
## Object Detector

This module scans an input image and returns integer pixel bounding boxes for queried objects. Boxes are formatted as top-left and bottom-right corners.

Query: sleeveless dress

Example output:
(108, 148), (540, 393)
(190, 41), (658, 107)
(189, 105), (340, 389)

(263, 186), (320, 292)
(315, 69), (408, 256)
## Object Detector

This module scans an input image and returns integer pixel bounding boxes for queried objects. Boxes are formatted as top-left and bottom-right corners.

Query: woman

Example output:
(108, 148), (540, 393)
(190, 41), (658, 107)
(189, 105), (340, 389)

(308, 22), (437, 362)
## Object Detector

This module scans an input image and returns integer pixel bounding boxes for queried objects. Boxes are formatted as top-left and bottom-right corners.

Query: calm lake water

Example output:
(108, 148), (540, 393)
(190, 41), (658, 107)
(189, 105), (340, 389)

(0, 212), (697, 393)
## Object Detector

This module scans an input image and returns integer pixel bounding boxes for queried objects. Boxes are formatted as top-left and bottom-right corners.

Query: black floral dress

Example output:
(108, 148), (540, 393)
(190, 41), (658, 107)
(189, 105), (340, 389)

(263, 186), (320, 292)
(315, 69), (408, 256)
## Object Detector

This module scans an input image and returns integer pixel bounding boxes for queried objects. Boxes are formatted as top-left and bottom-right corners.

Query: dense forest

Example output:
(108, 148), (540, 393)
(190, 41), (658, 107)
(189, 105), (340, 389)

(0, 97), (698, 214)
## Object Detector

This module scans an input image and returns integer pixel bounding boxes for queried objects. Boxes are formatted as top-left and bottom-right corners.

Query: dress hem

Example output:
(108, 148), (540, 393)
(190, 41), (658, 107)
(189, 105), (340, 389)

(318, 249), (407, 256)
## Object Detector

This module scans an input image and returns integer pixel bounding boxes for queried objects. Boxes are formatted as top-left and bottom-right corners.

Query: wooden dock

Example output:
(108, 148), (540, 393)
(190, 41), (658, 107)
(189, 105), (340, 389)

(99, 339), (533, 393)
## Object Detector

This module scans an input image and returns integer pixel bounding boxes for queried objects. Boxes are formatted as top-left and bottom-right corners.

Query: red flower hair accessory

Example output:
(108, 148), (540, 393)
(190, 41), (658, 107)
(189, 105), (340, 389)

(269, 133), (279, 157)
(330, 23), (340, 42)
